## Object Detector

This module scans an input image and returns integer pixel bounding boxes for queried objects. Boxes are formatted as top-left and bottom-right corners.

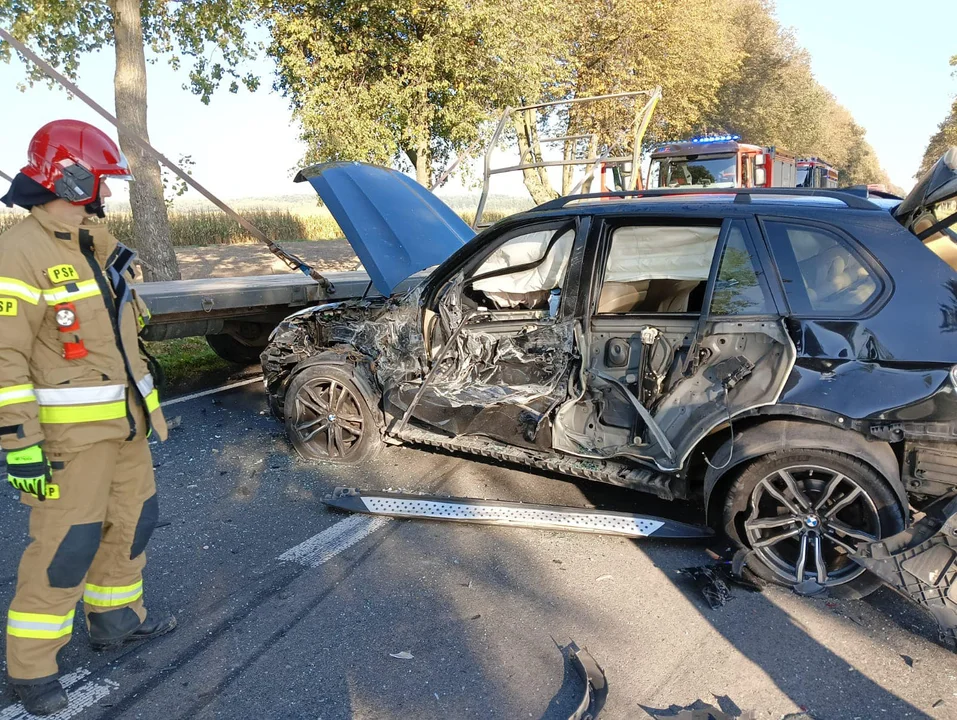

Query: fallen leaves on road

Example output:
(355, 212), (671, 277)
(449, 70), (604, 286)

(389, 651), (414, 660)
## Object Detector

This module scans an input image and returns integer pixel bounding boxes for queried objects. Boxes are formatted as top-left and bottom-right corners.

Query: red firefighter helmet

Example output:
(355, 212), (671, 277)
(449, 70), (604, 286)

(21, 119), (133, 205)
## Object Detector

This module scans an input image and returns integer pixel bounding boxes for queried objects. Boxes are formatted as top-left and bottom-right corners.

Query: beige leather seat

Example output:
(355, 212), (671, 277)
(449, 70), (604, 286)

(597, 279), (702, 313)
(803, 251), (875, 306)
(597, 281), (648, 313)
(915, 214), (957, 272)
(655, 280), (701, 312)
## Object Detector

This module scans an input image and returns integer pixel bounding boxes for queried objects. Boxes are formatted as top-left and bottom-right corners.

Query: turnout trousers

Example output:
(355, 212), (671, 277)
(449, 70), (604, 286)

(5, 424), (158, 682)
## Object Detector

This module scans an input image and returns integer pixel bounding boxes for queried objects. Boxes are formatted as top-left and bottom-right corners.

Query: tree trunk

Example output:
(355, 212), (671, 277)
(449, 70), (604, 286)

(513, 111), (558, 205)
(561, 138), (575, 196)
(111, 0), (180, 281)
(405, 138), (431, 187)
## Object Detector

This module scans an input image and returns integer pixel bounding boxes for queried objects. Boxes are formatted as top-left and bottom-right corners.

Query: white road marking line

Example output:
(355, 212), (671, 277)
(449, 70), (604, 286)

(161, 375), (264, 408)
(0, 668), (119, 720)
(278, 515), (391, 568)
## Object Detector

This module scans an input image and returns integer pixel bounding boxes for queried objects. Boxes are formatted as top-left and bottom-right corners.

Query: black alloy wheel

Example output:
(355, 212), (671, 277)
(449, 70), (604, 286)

(284, 365), (382, 464)
(724, 450), (905, 598)
(744, 465), (881, 586)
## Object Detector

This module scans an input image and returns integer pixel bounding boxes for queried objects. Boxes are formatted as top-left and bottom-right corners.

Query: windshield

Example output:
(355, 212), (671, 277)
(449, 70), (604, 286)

(796, 168), (811, 187)
(649, 154), (737, 189)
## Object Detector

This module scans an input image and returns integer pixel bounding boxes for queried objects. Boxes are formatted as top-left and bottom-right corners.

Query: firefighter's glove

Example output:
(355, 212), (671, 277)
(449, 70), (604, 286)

(7, 445), (54, 501)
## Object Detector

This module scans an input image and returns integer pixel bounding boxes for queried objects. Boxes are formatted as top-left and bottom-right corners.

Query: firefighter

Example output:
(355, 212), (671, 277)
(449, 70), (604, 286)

(0, 120), (175, 715)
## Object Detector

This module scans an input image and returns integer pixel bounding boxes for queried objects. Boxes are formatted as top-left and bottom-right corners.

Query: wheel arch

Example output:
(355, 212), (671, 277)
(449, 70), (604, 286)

(700, 419), (907, 524)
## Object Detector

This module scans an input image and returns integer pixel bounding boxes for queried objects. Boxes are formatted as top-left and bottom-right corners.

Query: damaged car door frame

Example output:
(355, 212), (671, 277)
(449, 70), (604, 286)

(389, 209), (799, 500)
(385, 216), (592, 447)
(556, 212), (795, 490)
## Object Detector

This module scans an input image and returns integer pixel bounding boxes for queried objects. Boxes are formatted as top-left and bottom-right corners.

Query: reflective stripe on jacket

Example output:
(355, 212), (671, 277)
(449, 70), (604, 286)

(0, 207), (167, 452)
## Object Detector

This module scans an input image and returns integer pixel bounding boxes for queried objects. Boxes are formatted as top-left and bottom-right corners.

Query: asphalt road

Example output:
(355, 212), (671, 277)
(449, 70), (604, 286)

(0, 382), (955, 720)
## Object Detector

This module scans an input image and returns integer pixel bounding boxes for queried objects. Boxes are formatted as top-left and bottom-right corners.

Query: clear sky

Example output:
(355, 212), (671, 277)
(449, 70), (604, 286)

(774, 0), (956, 190)
(1, 1), (955, 202)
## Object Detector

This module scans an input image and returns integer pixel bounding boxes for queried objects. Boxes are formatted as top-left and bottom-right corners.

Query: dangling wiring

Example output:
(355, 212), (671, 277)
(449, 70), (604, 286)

(704, 384), (734, 471)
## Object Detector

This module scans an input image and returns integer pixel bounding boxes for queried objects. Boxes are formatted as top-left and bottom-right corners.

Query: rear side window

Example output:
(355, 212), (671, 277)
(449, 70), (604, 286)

(597, 224), (720, 314)
(711, 223), (774, 315)
(764, 220), (880, 315)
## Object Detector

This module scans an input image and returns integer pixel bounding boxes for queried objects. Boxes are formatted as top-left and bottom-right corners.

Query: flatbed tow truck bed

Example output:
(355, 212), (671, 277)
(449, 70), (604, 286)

(135, 270), (426, 359)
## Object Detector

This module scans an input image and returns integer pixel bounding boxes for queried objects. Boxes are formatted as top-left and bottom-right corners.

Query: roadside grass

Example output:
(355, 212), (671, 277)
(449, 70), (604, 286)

(1, 206), (516, 247)
(110, 207), (345, 247)
(146, 337), (236, 395)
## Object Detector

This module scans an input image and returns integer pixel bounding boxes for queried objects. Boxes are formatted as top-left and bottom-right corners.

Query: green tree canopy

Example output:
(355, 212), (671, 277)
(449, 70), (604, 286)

(1, 0), (262, 280)
(0, 1), (261, 101)
(702, 0), (892, 187)
(263, 0), (566, 187)
(263, 0), (894, 194)
(918, 55), (957, 177)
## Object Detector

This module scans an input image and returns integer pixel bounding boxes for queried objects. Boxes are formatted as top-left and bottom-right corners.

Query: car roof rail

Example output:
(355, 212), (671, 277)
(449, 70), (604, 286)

(842, 184), (905, 201)
(532, 187), (882, 212)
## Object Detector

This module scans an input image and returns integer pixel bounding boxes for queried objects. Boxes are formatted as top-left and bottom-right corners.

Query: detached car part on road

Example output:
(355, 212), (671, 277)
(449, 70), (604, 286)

(322, 486), (713, 539)
(263, 152), (957, 608)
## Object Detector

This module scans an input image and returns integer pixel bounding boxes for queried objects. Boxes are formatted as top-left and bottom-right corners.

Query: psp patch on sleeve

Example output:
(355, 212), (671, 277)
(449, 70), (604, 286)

(0, 298), (18, 316)
(47, 264), (79, 284)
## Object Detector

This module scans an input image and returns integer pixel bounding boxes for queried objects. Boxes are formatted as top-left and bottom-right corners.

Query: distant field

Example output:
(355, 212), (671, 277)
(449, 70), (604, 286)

(0, 201), (519, 248)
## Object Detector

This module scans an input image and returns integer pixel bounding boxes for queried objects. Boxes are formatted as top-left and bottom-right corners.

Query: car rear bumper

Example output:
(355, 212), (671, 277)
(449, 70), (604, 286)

(852, 493), (957, 650)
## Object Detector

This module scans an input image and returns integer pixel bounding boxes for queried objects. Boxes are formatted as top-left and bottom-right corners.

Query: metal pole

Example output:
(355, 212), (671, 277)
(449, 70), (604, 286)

(0, 28), (333, 292)
(474, 106), (512, 229)
(0, 168), (12, 183)
(628, 87), (661, 191)
(430, 134), (485, 191)
(512, 90), (654, 113)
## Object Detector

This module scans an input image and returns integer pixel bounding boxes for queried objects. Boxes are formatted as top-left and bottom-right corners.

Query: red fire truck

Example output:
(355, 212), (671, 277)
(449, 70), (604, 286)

(645, 134), (797, 190)
(796, 157), (839, 188)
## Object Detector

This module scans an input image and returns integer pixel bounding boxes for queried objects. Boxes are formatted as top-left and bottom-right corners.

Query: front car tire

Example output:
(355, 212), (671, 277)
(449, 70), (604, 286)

(284, 364), (383, 464)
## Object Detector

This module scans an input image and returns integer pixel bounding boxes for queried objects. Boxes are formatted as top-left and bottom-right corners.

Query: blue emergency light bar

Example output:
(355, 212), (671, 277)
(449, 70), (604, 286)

(689, 134), (740, 144)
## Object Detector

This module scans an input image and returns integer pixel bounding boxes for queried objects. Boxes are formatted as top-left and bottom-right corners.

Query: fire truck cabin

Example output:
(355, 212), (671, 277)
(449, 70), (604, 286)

(646, 135), (798, 190)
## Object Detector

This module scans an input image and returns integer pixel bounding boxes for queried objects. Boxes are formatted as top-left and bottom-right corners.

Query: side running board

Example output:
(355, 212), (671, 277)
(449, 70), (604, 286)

(322, 487), (713, 540)
(853, 493), (957, 649)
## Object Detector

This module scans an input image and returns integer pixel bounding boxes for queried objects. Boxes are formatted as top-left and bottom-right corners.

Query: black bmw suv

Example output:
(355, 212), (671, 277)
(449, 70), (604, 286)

(263, 150), (957, 600)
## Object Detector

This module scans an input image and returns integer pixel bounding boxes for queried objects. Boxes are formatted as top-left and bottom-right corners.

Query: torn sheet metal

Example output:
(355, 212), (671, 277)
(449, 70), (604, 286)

(567, 642), (607, 720)
(852, 493), (957, 649)
(262, 291), (427, 414)
(321, 487), (713, 539)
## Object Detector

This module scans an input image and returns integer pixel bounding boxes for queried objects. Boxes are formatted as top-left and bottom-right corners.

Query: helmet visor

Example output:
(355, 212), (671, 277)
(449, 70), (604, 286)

(107, 151), (135, 182)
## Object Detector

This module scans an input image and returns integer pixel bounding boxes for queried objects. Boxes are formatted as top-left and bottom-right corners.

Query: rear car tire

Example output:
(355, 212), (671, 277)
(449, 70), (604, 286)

(284, 364), (383, 464)
(205, 333), (266, 365)
(722, 449), (905, 599)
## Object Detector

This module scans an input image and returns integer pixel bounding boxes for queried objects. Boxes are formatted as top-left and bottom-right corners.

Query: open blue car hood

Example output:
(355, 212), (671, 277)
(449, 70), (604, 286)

(295, 162), (475, 295)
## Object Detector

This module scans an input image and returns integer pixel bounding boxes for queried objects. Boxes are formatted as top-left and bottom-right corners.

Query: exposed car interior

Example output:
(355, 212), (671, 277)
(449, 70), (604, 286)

(915, 206), (957, 272)
(466, 226), (575, 310)
(596, 225), (720, 314)
(764, 221), (879, 313)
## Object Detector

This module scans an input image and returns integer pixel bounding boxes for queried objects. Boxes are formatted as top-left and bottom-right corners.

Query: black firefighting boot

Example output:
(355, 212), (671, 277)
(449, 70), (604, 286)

(89, 608), (177, 651)
(10, 677), (69, 716)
